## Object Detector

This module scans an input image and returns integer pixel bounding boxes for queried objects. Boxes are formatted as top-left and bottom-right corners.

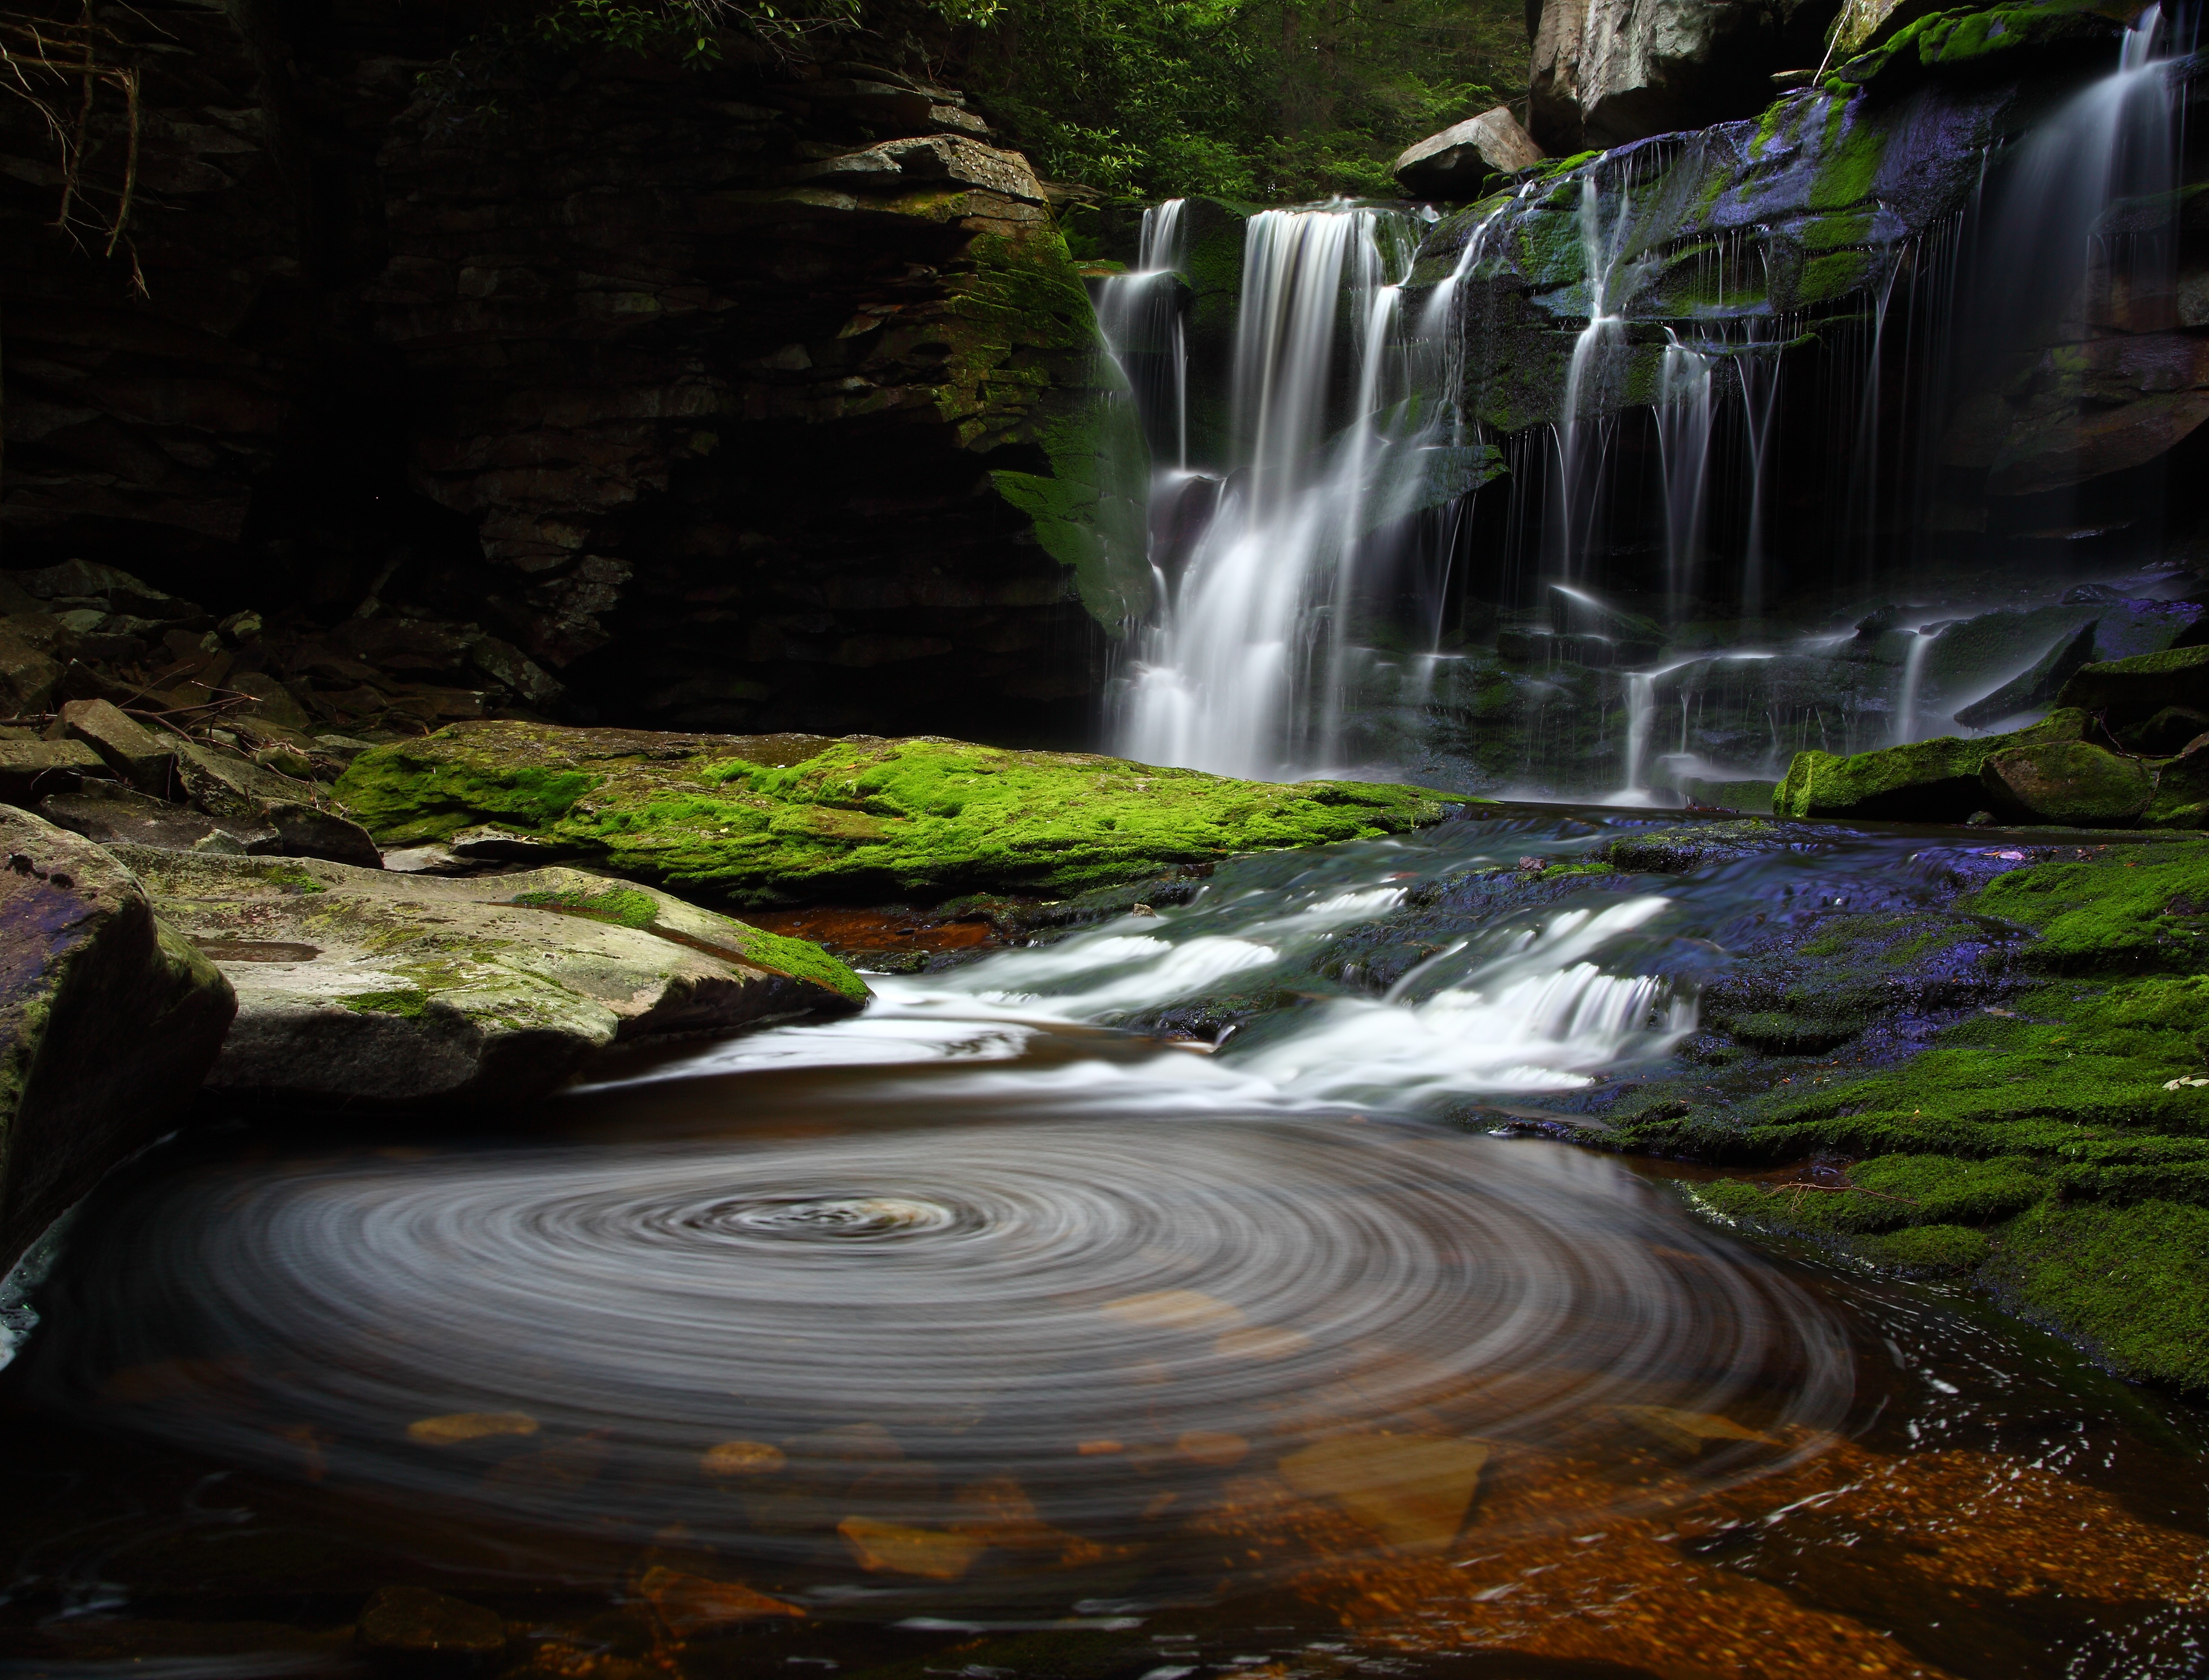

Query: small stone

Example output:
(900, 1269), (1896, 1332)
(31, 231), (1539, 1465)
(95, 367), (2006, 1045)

(219, 610), (264, 644)
(56, 698), (177, 796)
(356, 1585), (506, 1660)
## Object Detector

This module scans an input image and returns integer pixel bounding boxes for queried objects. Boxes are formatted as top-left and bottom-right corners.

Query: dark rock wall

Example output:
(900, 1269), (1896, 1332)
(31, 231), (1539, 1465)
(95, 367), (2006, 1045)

(0, 2), (1147, 744)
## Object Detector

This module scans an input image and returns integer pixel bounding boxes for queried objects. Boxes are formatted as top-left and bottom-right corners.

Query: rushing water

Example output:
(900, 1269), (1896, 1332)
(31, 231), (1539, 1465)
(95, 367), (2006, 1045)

(3, 814), (2205, 1677)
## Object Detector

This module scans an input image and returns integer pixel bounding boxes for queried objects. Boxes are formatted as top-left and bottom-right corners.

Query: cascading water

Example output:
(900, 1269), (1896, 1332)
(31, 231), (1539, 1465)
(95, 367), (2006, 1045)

(1094, 200), (1190, 470)
(1656, 332), (1715, 606)
(1117, 204), (1438, 779)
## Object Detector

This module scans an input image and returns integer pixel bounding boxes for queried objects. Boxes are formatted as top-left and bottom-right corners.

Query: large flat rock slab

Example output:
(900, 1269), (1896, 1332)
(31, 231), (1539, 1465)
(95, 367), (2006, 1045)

(112, 849), (869, 1104)
(0, 810), (235, 1269)
(331, 723), (1473, 908)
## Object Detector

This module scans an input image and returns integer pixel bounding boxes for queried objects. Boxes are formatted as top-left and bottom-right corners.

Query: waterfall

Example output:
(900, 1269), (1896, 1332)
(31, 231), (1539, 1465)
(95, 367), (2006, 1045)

(1094, 199), (1190, 469)
(1117, 204), (1432, 780)
(1891, 627), (1934, 746)
(1656, 332), (1715, 607)
(1962, 6), (2176, 438)
(1621, 670), (1658, 801)
(1555, 156), (1649, 586)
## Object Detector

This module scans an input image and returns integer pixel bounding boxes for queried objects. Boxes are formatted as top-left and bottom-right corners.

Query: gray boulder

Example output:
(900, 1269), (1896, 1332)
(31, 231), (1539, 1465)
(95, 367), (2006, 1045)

(1530, 0), (1835, 153)
(116, 850), (870, 1105)
(0, 809), (236, 1269)
(1393, 108), (1546, 200)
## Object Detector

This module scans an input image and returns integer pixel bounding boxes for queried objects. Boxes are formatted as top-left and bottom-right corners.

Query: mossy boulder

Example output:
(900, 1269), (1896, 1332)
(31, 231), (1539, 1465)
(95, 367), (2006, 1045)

(1980, 739), (2155, 826)
(118, 848), (867, 1104)
(1774, 710), (2094, 821)
(2057, 644), (2209, 729)
(332, 723), (1474, 908)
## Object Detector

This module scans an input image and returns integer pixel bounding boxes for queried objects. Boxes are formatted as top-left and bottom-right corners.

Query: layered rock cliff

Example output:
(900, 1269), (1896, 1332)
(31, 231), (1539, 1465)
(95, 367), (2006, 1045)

(0, 1), (1148, 743)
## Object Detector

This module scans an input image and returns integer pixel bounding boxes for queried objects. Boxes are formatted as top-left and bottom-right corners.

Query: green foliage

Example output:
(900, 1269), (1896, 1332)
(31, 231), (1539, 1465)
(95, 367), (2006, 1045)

(952, 0), (1529, 203)
(538, 0), (1001, 61)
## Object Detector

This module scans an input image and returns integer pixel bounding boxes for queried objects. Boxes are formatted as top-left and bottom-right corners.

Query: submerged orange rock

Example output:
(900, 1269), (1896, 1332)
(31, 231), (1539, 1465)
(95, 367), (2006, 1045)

(635, 1565), (803, 1632)
(406, 1410), (540, 1445)
(1277, 1435), (1490, 1553)
(836, 1516), (983, 1580)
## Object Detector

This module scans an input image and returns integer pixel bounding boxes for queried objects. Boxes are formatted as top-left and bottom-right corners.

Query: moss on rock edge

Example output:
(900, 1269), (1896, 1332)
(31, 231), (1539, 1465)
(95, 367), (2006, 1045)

(1609, 840), (2209, 1391)
(334, 722), (1476, 908)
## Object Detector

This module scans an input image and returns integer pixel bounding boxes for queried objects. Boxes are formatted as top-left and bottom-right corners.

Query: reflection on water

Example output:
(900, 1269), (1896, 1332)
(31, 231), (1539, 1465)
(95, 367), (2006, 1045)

(0, 812), (2205, 1678)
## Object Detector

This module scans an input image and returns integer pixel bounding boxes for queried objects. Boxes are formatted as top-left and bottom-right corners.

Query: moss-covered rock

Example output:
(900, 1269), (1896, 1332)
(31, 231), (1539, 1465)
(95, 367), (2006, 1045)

(1980, 739), (2155, 826)
(1605, 839), (2209, 1390)
(1833, 1), (2136, 89)
(119, 847), (868, 1104)
(2057, 643), (2209, 728)
(1773, 709), (2093, 821)
(333, 722), (1473, 908)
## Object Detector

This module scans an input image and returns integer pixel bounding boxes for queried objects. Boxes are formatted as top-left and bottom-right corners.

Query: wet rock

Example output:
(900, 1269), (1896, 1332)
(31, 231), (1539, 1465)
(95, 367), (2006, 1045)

(54, 699), (178, 796)
(1604, 818), (1832, 873)
(333, 722), (1473, 908)
(1393, 107), (1545, 200)
(39, 783), (280, 855)
(1981, 739), (2155, 827)
(0, 809), (235, 1269)
(356, 1585), (506, 1663)
(2057, 644), (2209, 729)
(114, 849), (867, 1104)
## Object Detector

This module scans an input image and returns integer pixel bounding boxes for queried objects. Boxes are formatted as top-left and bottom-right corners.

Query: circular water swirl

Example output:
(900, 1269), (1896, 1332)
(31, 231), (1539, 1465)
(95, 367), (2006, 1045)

(25, 1115), (1851, 1601)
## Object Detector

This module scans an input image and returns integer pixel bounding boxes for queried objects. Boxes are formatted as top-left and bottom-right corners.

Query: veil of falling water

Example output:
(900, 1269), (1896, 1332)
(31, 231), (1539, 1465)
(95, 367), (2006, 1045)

(1115, 204), (1445, 779)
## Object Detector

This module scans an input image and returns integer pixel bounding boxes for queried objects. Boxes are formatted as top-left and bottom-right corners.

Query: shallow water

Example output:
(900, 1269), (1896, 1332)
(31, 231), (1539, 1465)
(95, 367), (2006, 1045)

(1, 815), (2205, 1679)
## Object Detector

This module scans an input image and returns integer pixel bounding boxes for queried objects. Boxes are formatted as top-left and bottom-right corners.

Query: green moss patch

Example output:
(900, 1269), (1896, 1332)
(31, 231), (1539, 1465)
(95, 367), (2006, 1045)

(1618, 840), (2209, 1390)
(511, 885), (661, 930)
(337, 722), (1474, 908)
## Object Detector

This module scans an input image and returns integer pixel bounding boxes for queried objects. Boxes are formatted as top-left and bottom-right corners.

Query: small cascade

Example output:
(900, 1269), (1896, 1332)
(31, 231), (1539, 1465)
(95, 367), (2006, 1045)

(1118, 203), (1437, 780)
(1620, 669), (1658, 801)
(1555, 154), (1653, 586)
(1656, 332), (1715, 605)
(1093, 198), (1190, 468)
(1892, 627), (1934, 746)
(1735, 319), (1782, 624)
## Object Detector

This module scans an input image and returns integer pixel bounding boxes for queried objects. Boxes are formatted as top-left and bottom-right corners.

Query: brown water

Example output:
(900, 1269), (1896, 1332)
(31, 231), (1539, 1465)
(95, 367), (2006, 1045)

(1, 819), (2204, 1679)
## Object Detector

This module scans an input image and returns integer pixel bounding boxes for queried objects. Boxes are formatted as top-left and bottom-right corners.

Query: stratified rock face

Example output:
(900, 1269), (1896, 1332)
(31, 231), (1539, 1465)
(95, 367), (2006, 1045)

(1529, 0), (1838, 153)
(0, 5), (1149, 744)
(118, 849), (868, 1104)
(1394, 109), (1547, 200)
(0, 809), (235, 1269)
(331, 721), (1472, 906)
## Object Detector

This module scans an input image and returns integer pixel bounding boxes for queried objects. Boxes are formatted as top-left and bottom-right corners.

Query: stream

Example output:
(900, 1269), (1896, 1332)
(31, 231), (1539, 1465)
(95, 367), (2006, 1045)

(1, 813), (2205, 1679)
